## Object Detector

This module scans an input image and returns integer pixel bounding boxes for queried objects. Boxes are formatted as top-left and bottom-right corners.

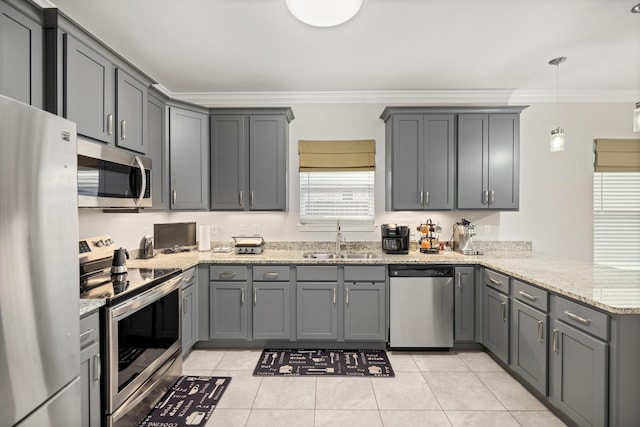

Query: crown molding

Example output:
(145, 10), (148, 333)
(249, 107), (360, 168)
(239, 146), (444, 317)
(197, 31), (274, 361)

(167, 89), (640, 107)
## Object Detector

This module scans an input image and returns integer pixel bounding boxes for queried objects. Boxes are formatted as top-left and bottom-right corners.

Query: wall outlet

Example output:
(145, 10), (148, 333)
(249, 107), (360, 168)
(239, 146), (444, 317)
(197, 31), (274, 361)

(484, 225), (492, 235)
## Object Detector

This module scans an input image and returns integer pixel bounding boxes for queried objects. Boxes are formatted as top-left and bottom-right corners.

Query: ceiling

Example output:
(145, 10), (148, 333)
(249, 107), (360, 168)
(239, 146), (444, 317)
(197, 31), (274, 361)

(46, 0), (640, 104)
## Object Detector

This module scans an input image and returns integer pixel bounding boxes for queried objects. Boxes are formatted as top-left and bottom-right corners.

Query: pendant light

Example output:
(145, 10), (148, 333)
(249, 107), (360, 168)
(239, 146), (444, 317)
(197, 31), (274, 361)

(634, 102), (640, 132)
(285, 0), (363, 27)
(549, 57), (567, 152)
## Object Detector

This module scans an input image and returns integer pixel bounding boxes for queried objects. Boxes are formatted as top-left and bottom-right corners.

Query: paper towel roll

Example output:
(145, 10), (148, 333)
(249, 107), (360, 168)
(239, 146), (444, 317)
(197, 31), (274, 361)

(198, 225), (211, 251)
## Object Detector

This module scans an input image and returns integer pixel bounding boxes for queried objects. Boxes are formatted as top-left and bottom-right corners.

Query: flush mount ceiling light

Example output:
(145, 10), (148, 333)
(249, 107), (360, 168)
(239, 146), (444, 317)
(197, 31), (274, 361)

(286, 0), (363, 27)
(549, 56), (567, 152)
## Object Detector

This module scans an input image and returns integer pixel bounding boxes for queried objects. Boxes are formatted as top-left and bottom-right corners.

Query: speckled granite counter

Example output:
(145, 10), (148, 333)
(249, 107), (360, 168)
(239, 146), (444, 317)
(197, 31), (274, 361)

(79, 299), (105, 316)
(124, 245), (640, 315)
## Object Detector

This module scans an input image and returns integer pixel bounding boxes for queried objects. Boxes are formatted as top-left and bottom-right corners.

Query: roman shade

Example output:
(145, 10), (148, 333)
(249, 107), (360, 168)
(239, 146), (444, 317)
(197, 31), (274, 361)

(594, 139), (640, 172)
(298, 139), (376, 172)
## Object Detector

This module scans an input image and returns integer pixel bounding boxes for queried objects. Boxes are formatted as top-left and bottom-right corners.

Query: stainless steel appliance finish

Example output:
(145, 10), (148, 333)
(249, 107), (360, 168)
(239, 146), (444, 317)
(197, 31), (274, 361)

(452, 219), (482, 255)
(139, 235), (155, 259)
(233, 236), (265, 254)
(0, 95), (81, 426)
(389, 265), (454, 348)
(77, 138), (152, 208)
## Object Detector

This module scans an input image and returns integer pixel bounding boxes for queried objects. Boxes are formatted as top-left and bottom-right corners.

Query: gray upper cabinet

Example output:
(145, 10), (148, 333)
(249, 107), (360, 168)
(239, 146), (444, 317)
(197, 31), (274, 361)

(210, 108), (294, 211)
(454, 266), (476, 342)
(115, 68), (147, 153)
(169, 104), (209, 210)
(383, 112), (455, 210)
(65, 34), (115, 144)
(457, 113), (520, 210)
(0, 0), (43, 108)
(147, 89), (169, 210)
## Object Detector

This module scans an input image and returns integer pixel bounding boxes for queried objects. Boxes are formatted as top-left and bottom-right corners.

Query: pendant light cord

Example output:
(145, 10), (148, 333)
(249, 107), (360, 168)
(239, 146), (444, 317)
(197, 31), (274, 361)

(555, 63), (560, 129)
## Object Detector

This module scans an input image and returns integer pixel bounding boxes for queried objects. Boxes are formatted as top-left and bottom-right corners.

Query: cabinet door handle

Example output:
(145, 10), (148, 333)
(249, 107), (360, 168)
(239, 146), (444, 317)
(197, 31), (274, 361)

(419, 191), (424, 205)
(254, 288), (257, 304)
(333, 287), (336, 305)
(425, 191), (429, 206)
(552, 328), (559, 353)
(537, 320), (544, 343)
(501, 302), (506, 321)
(120, 119), (126, 140)
(345, 288), (350, 305)
(80, 328), (94, 341)
(489, 190), (495, 205)
(93, 354), (101, 381)
(172, 190), (177, 205)
(250, 191), (255, 207)
(489, 278), (503, 286)
(183, 297), (187, 314)
(564, 310), (591, 326)
(483, 190), (489, 205)
(241, 288), (245, 304)
(263, 272), (279, 280)
(107, 114), (113, 136)
(456, 272), (462, 289)
(219, 272), (236, 280)
(519, 291), (537, 302)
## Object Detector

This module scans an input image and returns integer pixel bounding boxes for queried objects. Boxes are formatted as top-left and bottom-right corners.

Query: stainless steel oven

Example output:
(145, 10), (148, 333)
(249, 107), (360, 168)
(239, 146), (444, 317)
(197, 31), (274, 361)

(105, 274), (182, 426)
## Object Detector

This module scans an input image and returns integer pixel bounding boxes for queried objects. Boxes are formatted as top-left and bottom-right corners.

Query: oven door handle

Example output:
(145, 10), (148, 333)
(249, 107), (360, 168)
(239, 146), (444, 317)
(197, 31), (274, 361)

(133, 155), (146, 207)
(111, 275), (181, 319)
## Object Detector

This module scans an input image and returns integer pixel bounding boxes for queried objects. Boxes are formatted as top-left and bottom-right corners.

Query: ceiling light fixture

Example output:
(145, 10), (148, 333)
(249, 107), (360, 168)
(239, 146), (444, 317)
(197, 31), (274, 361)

(549, 56), (567, 152)
(285, 0), (363, 27)
(632, 3), (640, 13)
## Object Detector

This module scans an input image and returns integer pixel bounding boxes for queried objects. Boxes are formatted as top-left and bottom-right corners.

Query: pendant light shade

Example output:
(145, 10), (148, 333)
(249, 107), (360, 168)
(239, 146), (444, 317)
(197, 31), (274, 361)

(634, 102), (640, 132)
(549, 57), (567, 152)
(286, 0), (363, 27)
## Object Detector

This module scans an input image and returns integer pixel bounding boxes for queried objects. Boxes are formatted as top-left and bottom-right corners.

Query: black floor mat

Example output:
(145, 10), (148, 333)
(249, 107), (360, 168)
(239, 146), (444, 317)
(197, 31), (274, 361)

(253, 349), (395, 377)
(139, 376), (231, 426)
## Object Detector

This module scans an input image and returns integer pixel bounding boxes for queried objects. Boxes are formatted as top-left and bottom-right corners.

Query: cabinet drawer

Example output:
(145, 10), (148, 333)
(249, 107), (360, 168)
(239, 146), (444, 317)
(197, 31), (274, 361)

(296, 266), (338, 281)
(80, 312), (100, 351)
(182, 267), (196, 289)
(483, 269), (510, 294)
(344, 266), (386, 282)
(513, 280), (548, 312)
(553, 296), (609, 340)
(210, 265), (247, 281)
(253, 265), (290, 281)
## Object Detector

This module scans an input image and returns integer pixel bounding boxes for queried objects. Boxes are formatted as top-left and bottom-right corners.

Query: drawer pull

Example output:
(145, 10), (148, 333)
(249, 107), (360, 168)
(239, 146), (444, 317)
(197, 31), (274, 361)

(80, 328), (94, 340)
(263, 272), (279, 279)
(552, 329), (559, 353)
(219, 271), (236, 280)
(519, 291), (537, 302)
(537, 320), (544, 343)
(564, 310), (591, 326)
(489, 278), (502, 286)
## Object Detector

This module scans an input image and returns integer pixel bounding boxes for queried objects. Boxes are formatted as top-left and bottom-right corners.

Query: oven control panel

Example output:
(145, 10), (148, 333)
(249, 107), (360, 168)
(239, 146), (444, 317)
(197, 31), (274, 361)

(79, 235), (116, 262)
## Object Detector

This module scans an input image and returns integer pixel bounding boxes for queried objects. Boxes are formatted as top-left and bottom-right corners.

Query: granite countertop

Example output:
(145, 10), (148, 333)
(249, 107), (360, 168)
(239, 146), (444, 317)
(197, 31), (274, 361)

(123, 245), (640, 315)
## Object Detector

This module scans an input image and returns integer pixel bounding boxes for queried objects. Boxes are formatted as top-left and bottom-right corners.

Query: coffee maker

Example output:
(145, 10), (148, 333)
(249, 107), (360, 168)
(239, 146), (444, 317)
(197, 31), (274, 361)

(452, 219), (482, 255)
(381, 224), (409, 254)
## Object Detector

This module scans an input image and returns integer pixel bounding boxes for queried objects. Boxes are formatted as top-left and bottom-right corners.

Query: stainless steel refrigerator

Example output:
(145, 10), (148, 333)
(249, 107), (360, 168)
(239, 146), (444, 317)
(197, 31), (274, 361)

(0, 95), (81, 426)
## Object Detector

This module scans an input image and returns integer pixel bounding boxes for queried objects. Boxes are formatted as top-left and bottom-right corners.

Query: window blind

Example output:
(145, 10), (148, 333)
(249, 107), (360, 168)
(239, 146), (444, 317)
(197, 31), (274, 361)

(300, 171), (374, 223)
(594, 139), (640, 172)
(298, 139), (376, 172)
(593, 172), (640, 270)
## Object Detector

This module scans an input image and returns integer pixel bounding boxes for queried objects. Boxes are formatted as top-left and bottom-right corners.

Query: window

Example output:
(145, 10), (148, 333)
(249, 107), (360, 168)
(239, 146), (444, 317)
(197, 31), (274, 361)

(593, 172), (640, 270)
(300, 171), (374, 224)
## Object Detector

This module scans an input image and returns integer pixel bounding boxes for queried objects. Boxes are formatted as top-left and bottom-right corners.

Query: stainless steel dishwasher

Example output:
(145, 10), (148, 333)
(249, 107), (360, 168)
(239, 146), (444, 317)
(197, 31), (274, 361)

(389, 265), (454, 349)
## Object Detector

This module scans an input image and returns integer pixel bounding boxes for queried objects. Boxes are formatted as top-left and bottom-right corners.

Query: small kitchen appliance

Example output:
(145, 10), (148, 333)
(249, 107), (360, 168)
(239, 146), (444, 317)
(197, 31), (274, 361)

(233, 236), (265, 254)
(452, 219), (482, 255)
(139, 235), (155, 259)
(381, 224), (409, 254)
(111, 247), (129, 275)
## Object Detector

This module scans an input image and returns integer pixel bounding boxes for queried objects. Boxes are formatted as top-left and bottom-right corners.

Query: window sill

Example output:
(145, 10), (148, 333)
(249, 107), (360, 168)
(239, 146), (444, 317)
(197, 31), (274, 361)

(297, 223), (378, 232)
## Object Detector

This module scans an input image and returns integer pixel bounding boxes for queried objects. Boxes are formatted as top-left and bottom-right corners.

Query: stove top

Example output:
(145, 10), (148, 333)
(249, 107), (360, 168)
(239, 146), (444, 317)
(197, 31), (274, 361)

(80, 267), (181, 305)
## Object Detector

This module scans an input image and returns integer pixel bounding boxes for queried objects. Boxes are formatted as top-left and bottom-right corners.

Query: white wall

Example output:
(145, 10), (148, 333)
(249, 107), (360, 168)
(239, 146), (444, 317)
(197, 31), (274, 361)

(79, 101), (638, 262)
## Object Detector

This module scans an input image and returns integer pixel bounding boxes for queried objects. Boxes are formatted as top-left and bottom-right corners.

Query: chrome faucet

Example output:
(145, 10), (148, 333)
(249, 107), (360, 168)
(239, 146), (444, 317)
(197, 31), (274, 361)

(336, 219), (346, 253)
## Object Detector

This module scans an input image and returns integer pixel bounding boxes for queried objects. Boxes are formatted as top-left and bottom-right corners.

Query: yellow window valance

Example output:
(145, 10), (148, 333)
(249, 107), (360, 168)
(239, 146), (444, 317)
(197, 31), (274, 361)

(594, 139), (640, 172)
(298, 139), (376, 172)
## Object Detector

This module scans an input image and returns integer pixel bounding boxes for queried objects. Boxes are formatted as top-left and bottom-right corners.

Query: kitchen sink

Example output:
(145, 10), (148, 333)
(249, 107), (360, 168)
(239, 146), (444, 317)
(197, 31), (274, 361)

(301, 252), (379, 260)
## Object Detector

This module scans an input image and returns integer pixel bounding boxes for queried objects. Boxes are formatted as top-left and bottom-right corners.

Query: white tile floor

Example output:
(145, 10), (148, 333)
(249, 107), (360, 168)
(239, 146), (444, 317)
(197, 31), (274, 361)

(182, 349), (567, 427)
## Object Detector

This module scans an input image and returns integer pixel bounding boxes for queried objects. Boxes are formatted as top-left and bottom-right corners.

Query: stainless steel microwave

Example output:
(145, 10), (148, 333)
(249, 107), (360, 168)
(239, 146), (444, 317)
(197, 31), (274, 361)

(77, 138), (152, 208)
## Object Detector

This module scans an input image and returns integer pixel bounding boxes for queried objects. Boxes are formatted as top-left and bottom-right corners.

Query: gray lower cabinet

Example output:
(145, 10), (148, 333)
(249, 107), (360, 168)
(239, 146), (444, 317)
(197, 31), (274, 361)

(169, 104), (210, 210)
(147, 89), (169, 210)
(182, 268), (198, 355)
(253, 282), (291, 340)
(65, 34), (115, 144)
(210, 109), (294, 211)
(457, 113), (520, 210)
(80, 311), (101, 427)
(483, 284), (510, 364)
(511, 300), (547, 395)
(0, 0), (42, 107)
(297, 282), (338, 340)
(209, 281), (248, 339)
(454, 266), (476, 342)
(343, 281), (385, 341)
(115, 68), (147, 153)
